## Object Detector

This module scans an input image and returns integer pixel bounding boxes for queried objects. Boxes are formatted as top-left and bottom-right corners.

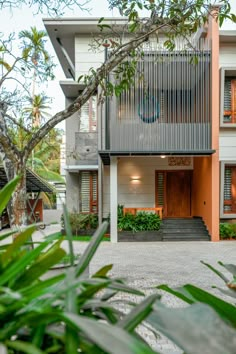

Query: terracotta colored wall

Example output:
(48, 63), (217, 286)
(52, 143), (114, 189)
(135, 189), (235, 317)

(192, 157), (212, 233)
(192, 156), (219, 241)
(194, 7), (220, 241)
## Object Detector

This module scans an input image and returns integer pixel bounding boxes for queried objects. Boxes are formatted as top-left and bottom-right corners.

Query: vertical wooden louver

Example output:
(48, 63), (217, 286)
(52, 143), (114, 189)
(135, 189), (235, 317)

(81, 171), (98, 213)
(224, 78), (236, 123)
(224, 166), (236, 213)
(156, 172), (165, 208)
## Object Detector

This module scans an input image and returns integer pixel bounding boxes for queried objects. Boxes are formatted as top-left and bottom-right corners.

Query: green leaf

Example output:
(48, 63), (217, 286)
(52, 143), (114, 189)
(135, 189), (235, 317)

(75, 221), (108, 277)
(157, 284), (195, 304)
(129, 22), (137, 33)
(118, 294), (160, 332)
(137, 2), (143, 10)
(0, 176), (21, 215)
(0, 238), (57, 287)
(92, 264), (113, 278)
(98, 17), (105, 23)
(77, 75), (84, 83)
(201, 261), (229, 283)
(65, 268), (79, 354)
(148, 302), (236, 354)
(6, 340), (44, 354)
(62, 206), (74, 266)
(218, 261), (236, 277)
(61, 313), (157, 354)
(14, 246), (66, 289)
(231, 14), (236, 23)
(183, 284), (236, 327)
(0, 225), (35, 268)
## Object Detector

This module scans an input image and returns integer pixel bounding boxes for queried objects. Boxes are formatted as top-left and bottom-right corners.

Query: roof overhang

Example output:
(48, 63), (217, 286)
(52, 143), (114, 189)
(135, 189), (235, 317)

(43, 17), (127, 79)
(99, 150), (216, 165)
(65, 164), (98, 172)
(0, 167), (54, 193)
(60, 80), (86, 99)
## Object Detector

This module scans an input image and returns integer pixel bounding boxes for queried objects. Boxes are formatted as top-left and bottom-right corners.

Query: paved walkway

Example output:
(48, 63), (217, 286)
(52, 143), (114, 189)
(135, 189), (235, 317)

(2, 224), (236, 353)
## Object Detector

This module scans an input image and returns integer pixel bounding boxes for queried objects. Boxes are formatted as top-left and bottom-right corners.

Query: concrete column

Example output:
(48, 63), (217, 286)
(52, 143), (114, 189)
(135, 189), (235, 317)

(110, 156), (118, 243)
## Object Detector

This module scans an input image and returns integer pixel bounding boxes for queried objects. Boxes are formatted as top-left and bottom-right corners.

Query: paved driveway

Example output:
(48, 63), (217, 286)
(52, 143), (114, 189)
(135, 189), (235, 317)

(31, 224), (236, 293)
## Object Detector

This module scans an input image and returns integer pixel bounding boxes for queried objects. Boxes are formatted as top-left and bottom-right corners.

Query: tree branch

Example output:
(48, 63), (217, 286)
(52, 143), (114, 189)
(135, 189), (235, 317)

(0, 57), (22, 88)
(24, 19), (173, 158)
(4, 113), (32, 134)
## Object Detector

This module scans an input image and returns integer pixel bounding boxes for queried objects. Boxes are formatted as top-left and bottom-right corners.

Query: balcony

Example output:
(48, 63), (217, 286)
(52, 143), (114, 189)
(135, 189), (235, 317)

(102, 47), (212, 158)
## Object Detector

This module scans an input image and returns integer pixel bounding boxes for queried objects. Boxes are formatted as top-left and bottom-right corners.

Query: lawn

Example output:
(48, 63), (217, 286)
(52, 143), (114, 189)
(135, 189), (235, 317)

(52, 232), (110, 242)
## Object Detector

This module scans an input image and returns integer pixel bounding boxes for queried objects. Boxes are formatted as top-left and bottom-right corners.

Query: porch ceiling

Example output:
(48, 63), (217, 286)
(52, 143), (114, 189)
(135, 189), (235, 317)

(98, 150), (216, 165)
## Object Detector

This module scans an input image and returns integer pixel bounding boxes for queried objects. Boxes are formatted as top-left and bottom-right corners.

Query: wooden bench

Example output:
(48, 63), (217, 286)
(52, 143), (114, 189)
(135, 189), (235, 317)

(123, 207), (163, 220)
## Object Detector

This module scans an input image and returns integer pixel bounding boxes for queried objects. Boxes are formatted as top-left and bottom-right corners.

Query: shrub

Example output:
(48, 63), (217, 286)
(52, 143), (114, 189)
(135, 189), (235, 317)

(0, 177), (159, 353)
(61, 212), (98, 235)
(220, 223), (236, 239)
(118, 211), (161, 233)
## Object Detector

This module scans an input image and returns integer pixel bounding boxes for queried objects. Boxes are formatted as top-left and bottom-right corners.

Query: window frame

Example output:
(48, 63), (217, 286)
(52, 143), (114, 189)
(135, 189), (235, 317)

(220, 161), (236, 218)
(220, 67), (236, 127)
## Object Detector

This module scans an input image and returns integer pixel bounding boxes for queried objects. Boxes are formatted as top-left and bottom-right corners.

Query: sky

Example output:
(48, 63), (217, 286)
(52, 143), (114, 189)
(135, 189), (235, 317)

(1, 0), (119, 126)
(1, 0), (236, 129)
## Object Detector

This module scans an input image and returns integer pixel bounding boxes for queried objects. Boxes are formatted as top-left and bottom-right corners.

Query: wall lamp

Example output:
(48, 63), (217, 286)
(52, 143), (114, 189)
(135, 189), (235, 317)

(130, 176), (141, 182)
(160, 155), (166, 159)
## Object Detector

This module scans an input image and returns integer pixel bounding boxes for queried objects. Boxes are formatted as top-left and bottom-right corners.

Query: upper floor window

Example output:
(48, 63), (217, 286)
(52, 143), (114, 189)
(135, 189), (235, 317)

(220, 68), (236, 127)
(79, 96), (97, 132)
(223, 77), (236, 124)
(221, 162), (236, 218)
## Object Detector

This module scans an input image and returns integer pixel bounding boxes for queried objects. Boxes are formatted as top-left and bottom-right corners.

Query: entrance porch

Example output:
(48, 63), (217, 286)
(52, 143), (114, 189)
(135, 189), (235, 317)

(103, 155), (219, 242)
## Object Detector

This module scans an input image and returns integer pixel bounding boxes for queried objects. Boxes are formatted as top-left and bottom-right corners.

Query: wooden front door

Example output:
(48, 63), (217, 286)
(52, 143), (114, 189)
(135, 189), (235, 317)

(166, 171), (191, 217)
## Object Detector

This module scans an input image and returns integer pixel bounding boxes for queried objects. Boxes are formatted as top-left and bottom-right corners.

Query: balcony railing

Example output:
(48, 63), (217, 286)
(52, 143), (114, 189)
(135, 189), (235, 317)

(106, 44), (212, 152)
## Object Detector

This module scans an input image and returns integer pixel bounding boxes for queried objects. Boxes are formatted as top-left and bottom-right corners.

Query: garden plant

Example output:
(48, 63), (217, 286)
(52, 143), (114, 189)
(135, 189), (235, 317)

(1, 178), (236, 353)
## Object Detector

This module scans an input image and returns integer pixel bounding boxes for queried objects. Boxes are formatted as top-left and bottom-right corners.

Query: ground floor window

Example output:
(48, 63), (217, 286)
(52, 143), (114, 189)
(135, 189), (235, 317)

(80, 171), (98, 213)
(223, 164), (236, 214)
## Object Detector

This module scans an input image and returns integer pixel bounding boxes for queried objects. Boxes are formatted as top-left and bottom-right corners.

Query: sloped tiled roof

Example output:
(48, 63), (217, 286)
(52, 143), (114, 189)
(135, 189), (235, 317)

(0, 166), (54, 193)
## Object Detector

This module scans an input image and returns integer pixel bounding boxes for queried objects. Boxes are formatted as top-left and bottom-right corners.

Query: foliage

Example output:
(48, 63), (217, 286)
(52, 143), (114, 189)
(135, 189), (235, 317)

(1, 1), (236, 226)
(146, 259), (236, 354)
(118, 209), (161, 233)
(219, 222), (236, 239)
(61, 212), (99, 235)
(0, 177), (160, 353)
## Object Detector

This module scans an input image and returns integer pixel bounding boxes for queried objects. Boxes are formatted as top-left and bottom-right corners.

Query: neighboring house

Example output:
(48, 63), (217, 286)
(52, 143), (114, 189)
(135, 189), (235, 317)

(44, 14), (236, 242)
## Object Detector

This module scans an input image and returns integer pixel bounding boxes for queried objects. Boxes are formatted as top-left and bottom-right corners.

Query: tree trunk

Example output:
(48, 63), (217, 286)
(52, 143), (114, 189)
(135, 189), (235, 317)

(12, 167), (27, 227)
(3, 159), (28, 228)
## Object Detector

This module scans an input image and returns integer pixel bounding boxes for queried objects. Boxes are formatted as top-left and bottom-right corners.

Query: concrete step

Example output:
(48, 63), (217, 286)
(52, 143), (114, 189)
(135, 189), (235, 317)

(162, 229), (207, 234)
(163, 238), (210, 242)
(163, 233), (209, 238)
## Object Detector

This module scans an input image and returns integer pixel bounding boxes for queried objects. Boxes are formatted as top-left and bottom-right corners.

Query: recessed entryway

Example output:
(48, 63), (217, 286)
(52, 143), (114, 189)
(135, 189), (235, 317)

(156, 170), (192, 217)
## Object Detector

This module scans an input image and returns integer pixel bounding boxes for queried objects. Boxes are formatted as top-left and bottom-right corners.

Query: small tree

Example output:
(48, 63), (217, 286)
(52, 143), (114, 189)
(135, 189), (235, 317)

(0, 0), (235, 227)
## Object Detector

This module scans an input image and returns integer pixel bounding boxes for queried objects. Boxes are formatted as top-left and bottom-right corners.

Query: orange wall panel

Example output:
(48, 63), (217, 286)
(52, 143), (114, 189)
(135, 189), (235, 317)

(192, 157), (219, 241)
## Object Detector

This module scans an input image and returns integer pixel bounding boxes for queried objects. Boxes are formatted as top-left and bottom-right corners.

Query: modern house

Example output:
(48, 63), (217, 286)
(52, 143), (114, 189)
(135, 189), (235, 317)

(44, 13), (236, 242)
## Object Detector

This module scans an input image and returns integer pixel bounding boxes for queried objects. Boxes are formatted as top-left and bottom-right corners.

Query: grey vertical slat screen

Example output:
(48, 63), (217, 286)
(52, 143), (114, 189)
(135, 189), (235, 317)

(108, 39), (211, 152)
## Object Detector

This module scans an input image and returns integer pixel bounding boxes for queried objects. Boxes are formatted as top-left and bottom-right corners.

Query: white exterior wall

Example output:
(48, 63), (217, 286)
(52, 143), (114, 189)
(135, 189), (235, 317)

(75, 35), (104, 80)
(219, 44), (236, 161)
(103, 156), (193, 217)
(219, 130), (236, 161)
